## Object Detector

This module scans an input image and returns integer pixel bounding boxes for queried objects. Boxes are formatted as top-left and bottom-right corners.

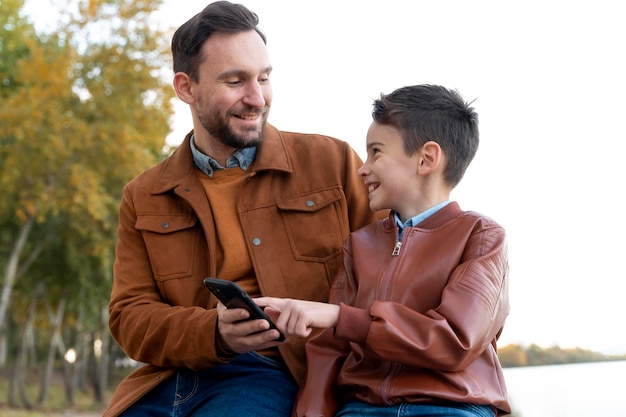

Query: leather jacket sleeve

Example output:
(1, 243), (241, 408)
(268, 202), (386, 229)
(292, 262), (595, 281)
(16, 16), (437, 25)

(338, 222), (508, 371)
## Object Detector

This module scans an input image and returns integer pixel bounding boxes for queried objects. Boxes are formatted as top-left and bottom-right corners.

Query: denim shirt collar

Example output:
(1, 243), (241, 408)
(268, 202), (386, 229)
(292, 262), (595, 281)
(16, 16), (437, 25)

(394, 200), (451, 240)
(190, 134), (257, 177)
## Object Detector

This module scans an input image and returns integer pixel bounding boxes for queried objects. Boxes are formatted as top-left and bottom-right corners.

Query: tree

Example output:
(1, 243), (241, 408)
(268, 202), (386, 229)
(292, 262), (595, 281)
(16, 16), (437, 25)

(0, 0), (174, 407)
(0, 0), (41, 368)
(0, 0), (32, 98)
(498, 343), (528, 367)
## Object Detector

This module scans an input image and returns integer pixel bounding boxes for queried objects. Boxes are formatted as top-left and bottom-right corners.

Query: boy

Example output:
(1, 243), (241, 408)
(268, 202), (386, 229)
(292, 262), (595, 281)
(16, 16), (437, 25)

(257, 84), (511, 416)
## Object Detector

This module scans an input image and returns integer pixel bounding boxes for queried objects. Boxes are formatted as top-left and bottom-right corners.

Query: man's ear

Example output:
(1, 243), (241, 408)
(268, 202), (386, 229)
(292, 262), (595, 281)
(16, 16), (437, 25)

(173, 72), (195, 104)
(418, 141), (443, 175)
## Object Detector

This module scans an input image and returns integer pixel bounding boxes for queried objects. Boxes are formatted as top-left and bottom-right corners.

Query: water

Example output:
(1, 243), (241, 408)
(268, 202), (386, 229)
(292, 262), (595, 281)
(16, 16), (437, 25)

(502, 360), (625, 416)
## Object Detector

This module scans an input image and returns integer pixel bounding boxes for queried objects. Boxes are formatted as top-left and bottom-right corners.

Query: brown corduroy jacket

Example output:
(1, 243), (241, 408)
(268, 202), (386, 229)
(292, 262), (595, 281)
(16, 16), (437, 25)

(105, 124), (383, 416)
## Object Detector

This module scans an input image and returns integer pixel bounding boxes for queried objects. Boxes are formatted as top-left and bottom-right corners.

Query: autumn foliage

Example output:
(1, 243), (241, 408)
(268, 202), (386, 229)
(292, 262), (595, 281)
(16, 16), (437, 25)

(0, 0), (175, 409)
(498, 343), (626, 368)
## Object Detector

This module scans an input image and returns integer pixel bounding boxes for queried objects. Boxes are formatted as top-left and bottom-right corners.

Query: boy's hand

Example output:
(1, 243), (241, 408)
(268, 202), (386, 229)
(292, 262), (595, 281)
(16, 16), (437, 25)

(255, 297), (340, 337)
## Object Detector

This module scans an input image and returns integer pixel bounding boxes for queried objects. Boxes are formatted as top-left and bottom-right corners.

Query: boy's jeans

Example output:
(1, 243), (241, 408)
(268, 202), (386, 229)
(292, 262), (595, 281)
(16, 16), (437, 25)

(336, 398), (495, 417)
(121, 352), (298, 417)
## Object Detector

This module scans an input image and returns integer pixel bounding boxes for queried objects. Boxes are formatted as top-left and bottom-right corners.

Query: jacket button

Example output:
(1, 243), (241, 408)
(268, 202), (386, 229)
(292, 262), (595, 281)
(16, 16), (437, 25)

(252, 238), (261, 246)
(306, 200), (314, 207)
(161, 222), (169, 229)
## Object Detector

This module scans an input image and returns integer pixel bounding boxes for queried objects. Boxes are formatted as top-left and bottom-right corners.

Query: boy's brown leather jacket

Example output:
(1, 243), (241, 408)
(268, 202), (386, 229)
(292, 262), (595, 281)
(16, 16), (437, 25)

(295, 204), (511, 416)
(105, 124), (381, 416)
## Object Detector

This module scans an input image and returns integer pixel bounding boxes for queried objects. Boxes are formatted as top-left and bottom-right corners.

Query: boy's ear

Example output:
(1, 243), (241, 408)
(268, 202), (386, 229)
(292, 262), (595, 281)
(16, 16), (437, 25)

(418, 141), (443, 175)
(173, 72), (195, 104)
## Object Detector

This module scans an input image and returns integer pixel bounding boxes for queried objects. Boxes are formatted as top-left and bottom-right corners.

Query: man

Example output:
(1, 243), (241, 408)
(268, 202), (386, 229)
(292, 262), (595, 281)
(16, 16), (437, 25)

(104, 2), (382, 416)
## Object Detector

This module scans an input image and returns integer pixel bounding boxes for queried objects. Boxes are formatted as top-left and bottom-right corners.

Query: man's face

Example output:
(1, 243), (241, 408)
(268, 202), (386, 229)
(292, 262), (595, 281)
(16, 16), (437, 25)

(192, 30), (273, 149)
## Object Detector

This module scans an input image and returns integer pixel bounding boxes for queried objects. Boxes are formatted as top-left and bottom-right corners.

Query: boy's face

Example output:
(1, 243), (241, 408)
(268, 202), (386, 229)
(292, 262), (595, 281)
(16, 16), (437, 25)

(358, 122), (422, 220)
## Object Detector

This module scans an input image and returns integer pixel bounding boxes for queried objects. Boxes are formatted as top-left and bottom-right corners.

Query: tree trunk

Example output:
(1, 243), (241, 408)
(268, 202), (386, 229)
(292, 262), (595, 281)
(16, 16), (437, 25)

(88, 331), (104, 404)
(11, 281), (44, 409)
(0, 216), (35, 368)
(37, 295), (67, 406)
(63, 307), (85, 404)
(76, 325), (91, 394)
(97, 306), (110, 404)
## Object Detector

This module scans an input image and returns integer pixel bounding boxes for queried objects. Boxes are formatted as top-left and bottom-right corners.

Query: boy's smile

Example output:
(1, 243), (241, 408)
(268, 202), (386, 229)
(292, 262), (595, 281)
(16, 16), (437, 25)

(358, 122), (422, 219)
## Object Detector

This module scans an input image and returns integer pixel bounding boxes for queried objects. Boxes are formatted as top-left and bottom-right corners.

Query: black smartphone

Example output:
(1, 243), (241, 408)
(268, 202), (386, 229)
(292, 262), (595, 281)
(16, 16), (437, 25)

(203, 277), (285, 342)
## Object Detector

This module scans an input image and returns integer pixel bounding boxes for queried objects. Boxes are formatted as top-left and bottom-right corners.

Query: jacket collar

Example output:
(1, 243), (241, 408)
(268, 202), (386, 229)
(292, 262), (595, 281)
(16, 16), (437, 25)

(152, 123), (291, 194)
(384, 201), (464, 232)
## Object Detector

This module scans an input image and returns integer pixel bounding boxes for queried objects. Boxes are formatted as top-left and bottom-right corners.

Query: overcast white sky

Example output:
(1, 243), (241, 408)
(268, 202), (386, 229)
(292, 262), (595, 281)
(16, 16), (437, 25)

(24, 0), (626, 354)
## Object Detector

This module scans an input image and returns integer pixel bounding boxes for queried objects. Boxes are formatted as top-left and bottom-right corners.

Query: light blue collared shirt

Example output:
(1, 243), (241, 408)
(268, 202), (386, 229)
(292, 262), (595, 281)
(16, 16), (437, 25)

(190, 135), (257, 177)
(394, 200), (451, 240)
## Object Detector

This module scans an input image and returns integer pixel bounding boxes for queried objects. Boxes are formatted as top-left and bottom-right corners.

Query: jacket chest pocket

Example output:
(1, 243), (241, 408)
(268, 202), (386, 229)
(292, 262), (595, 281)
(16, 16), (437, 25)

(135, 214), (199, 280)
(276, 189), (346, 261)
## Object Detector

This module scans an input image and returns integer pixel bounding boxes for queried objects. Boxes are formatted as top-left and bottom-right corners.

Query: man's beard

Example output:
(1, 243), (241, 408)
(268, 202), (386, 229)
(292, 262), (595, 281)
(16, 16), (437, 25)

(198, 105), (268, 149)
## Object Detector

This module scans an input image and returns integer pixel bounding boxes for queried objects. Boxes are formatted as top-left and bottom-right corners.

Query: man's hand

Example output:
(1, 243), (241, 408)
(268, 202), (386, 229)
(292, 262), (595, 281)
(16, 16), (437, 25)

(255, 297), (340, 338)
(216, 302), (284, 354)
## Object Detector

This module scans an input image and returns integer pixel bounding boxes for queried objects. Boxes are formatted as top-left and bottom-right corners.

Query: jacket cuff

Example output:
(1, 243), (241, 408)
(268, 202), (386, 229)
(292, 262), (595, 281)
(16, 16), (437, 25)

(335, 302), (371, 345)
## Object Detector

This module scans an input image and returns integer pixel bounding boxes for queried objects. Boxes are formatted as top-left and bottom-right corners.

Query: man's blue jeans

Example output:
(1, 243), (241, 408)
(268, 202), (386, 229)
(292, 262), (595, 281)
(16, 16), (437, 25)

(120, 352), (298, 417)
(336, 398), (495, 417)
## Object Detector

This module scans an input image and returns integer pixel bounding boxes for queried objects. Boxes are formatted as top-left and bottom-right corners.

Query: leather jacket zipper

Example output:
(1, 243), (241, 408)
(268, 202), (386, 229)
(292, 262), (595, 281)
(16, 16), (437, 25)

(391, 240), (402, 256)
(379, 229), (405, 402)
(379, 361), (402, 405)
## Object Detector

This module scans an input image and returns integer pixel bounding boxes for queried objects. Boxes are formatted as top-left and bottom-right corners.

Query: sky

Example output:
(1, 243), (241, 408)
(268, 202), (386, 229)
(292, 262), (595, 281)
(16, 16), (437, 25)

(24, 1), (626, 355)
